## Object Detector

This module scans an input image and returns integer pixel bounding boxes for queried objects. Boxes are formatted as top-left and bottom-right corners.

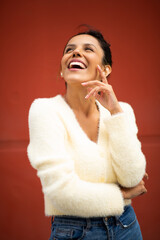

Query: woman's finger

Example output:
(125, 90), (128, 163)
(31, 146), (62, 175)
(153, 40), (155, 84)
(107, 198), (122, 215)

(144, 172), (149, 180)
(85, 86), (101, 99)
(85, 84), (111, 99)
(97, 65), (108, 84)
(82, 80), (105, 87)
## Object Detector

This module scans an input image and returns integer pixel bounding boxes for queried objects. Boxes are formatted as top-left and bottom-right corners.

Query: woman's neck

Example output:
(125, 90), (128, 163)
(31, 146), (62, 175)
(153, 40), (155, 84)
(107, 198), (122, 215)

(64, 84), (98, 117)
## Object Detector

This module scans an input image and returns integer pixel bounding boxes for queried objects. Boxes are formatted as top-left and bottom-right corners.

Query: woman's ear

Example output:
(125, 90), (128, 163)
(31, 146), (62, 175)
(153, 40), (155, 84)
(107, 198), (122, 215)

(104, 65), (112, 77)
(59, 65), (63, 78)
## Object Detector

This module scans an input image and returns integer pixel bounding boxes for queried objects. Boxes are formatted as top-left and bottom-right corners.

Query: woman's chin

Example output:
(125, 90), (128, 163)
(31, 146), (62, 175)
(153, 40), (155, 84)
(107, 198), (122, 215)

(64, 75), (95, 85)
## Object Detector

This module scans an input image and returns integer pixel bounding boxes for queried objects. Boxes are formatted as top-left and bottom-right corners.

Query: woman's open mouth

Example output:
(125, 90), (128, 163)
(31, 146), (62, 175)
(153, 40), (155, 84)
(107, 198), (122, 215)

(68, 59), (87, 70)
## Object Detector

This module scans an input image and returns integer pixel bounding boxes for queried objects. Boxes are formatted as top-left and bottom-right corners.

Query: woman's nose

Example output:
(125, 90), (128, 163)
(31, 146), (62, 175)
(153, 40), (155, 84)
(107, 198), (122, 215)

(72, 48), (82, 57)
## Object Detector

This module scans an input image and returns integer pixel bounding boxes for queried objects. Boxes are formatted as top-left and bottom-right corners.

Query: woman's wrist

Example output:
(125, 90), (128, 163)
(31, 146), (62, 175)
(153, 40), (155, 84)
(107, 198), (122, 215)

(110, 106), (123, 115)
(121, 189), (127, 199)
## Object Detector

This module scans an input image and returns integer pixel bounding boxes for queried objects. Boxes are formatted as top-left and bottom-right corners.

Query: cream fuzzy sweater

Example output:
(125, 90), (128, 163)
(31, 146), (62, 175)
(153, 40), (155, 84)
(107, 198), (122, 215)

(27, 95), (146, 217)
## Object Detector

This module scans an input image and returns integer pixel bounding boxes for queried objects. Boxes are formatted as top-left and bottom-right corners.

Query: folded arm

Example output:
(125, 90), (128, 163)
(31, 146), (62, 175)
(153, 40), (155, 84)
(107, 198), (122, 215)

(27, 99), (125, 217)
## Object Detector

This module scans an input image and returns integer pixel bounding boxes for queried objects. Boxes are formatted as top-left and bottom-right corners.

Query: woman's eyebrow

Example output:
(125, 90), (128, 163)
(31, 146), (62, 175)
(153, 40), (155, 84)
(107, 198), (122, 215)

(65, 44), (76, 48)
(84, 43), (97, 49)
(65, 43), (97, 49)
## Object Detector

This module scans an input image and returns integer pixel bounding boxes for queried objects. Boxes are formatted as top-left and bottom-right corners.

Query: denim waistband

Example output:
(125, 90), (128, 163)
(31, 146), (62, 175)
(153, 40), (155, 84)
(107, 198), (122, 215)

(53, 215), (117, 227)
(52, 206), (131, 227)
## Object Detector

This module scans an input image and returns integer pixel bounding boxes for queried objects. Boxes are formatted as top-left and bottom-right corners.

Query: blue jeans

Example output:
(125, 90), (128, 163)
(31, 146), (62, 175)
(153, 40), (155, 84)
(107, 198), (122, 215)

(49, 205), (142, 240)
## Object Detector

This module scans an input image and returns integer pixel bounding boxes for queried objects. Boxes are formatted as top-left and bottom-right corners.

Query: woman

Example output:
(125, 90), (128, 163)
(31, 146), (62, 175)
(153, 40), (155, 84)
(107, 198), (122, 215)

(28, 27), (147, 240)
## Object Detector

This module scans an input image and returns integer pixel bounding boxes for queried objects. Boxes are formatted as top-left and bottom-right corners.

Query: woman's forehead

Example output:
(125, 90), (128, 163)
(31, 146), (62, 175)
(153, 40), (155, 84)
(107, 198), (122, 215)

(67, 34), (101, 47)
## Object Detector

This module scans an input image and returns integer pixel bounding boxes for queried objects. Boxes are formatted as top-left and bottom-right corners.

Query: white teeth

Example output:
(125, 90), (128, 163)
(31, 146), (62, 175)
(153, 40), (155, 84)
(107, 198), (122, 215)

(69, 61), (86, 69)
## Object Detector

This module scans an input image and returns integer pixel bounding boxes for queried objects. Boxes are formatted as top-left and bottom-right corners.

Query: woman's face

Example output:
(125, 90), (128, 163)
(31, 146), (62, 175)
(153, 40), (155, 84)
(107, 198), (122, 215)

(61, 34), (105, 85)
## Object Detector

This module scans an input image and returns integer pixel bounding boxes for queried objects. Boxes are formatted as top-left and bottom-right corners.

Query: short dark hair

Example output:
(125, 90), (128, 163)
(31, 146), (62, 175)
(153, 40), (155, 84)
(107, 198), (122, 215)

(67, 25), (112, 67)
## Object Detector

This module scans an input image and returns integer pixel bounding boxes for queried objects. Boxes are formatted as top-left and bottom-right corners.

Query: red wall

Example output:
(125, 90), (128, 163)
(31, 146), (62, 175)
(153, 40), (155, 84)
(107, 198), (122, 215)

(0, 0), (160, 239)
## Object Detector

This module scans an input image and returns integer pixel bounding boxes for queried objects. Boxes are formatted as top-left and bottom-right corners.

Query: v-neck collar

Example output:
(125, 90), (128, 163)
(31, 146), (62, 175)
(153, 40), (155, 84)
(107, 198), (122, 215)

(57, 95), (102, 145)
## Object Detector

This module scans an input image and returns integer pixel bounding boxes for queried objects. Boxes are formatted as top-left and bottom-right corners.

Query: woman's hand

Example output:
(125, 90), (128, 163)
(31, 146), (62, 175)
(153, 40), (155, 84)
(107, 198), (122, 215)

(81, 65), (123, 115)
(120, 173), (148, 199)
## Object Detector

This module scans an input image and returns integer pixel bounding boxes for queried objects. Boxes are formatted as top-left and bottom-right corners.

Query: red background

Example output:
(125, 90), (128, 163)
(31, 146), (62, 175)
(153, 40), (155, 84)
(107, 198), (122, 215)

(0, 0), (160, 239)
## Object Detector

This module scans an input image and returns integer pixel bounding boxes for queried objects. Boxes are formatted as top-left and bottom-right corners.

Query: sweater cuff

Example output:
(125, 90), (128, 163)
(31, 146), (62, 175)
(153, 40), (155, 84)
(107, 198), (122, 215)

(103, 113), (132, 136)
(103, 184), (124, 217)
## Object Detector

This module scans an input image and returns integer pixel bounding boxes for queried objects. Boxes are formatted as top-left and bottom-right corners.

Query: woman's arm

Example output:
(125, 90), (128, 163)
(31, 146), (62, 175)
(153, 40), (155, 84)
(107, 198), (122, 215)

(121, 176), (148, 200)
(103, 103), (146, 188)
(82, 65), (146, 188)
(27, 99), (124, 217)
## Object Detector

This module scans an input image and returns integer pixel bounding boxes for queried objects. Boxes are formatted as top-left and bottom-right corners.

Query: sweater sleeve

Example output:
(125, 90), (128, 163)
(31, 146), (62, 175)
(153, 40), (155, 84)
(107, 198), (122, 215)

(104, 102), (146, 188)
(27, 99), (124, 217)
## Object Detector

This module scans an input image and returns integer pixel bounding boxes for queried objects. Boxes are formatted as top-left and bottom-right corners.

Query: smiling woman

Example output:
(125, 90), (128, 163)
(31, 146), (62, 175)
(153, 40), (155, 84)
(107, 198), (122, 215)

(27, 26), (147, 240)
(61, 30), (112, 87)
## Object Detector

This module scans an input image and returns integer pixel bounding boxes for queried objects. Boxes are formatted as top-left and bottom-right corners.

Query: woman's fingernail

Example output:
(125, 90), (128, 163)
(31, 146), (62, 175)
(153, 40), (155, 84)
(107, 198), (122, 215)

(81, 82), (86, 85)
(85, 94), (89, 99)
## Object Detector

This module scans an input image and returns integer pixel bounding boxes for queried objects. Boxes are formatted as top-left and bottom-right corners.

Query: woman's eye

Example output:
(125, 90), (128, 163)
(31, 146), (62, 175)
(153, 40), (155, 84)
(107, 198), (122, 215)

(85, 47), (94, 52)
(65, 48), (73, 53)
